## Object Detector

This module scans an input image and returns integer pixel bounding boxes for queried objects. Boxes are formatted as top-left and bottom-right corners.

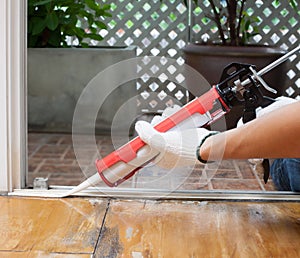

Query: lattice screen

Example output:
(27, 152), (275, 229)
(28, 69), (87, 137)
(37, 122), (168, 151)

(90, 0), (299, 113)
(95, 0), (189, 113)
(190, 0), (299, 100)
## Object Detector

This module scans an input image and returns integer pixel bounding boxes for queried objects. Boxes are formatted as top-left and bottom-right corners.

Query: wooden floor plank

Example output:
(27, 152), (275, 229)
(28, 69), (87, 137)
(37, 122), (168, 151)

(0, 251), (92, 258)
(96, 200), (300, 257)
(2, 195), (300, 257)
(0, 196), (108, 255)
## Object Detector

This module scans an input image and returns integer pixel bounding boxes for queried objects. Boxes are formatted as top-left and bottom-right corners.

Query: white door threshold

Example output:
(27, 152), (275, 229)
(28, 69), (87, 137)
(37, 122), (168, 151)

(9, 186), (300, 201)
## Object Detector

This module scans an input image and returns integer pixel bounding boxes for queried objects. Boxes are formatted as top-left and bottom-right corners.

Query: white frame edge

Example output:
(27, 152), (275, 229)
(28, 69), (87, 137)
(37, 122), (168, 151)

(0, 0), (27, 193)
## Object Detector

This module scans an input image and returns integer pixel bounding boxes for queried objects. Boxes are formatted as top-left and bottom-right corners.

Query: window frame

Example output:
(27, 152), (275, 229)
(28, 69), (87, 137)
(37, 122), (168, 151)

(0, 0), (27, 193)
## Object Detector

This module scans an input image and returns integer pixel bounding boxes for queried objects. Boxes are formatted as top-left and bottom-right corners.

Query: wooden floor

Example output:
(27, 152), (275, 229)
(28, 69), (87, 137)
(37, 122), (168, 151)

(0, 196), (300, 257)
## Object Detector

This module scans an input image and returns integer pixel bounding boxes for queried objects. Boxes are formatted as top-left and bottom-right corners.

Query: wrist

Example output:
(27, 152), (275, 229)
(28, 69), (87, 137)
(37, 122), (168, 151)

(196, 132), (218, 163)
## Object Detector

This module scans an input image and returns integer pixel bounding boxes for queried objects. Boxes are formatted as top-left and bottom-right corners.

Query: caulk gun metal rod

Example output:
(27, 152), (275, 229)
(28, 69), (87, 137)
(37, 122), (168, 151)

(240, 45), (300, 87)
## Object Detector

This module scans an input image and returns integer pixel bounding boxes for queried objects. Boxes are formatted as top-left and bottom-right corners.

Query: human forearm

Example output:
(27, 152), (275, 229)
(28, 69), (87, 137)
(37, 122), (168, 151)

(200, 101), (300, 160)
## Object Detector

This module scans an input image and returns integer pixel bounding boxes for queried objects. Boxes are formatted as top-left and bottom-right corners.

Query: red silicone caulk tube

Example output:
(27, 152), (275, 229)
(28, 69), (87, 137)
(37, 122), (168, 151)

(95, 86), (229, 187)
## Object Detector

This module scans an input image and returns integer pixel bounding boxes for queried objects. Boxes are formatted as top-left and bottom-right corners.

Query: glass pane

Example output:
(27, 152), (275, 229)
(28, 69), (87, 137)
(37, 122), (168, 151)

(27, 0), (299, 197)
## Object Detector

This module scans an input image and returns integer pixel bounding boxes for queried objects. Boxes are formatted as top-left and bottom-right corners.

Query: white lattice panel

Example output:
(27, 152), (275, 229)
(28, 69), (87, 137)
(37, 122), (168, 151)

(90, 0), (299, 112)
(93, 0), (189, 112)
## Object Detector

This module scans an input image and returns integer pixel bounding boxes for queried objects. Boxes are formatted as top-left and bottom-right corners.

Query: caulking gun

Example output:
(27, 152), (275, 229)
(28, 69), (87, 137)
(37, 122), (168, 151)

(65, 45), (300, 196)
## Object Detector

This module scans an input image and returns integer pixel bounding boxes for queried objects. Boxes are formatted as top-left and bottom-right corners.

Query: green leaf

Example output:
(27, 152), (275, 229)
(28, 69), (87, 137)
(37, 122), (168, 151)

(28, 0), (111, 47)
(77, 7), (88, 15)
(81, 42), (89, 48)
(32, 17), (47, 35)
(86, 33), (103, 41)
(90, 27), (97, 34)
(73, 27), (85, 38)
(66, 14), (78, 26)
(102, 4), (111, 11)
(81, 11), (94, 26)
(64, 28), (76, 37)
(289, 0), (298, 11)
(46, 12), (59, 30)
(94, 20), (107, 29)
(85, 0), (98, 10)
(96, 9), (112, 18)
(47, 29), (62, 47)
(244, 20), (250, 30)
(103, 11), (112, 18)
(28, 35), (38, 47)
(45, 2), (52, 12)
(66, 3), (83, 15)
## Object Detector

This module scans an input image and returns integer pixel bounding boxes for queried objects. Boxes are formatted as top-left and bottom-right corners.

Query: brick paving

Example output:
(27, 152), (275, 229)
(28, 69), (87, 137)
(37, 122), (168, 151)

(28, 132), (276, 191)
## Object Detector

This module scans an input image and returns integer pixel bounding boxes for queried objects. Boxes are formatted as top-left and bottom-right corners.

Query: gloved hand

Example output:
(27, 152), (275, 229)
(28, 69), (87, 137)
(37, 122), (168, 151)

(256, 96), (298, 117)
(237, 96), (298, 127)
(135, 121), (218, 169)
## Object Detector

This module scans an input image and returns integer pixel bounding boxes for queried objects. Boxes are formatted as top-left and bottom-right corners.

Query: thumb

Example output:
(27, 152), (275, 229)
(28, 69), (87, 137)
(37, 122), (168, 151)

(135, 121), (160, 145)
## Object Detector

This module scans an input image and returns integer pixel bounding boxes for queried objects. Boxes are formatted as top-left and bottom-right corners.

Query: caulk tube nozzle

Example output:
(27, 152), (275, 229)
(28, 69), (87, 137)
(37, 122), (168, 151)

(63, 155), (151, 196)
(64, 145), (159, 196)
(63, 173), (101, 197)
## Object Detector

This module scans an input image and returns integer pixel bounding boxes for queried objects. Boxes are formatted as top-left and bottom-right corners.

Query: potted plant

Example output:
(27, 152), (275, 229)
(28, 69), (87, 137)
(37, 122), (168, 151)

(181, 0), (298, 128)
(28, 0), (111, 48)
(27, 0), (137, 134)
(185, 0), (298, 46)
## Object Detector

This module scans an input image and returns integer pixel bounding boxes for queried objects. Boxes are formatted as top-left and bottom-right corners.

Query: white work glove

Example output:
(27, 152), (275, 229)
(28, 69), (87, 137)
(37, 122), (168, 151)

(150, 105), (182, 126)
(237, 96), (298, 127)
(135, 120), (218, 169)
(256, 96), (298, 117)
(237, 96), (298, 173)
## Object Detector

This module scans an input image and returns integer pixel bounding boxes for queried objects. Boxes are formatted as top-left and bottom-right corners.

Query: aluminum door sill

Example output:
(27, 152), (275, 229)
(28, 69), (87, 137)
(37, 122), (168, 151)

(9, 186), (300, 201)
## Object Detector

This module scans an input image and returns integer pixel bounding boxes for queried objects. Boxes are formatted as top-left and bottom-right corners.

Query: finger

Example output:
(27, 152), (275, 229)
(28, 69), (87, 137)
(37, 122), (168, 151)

(136, 121), (168, 153)
(135, 121), (159, 143)
(150, 115), (163, 126)
(161, 105), (181, 118)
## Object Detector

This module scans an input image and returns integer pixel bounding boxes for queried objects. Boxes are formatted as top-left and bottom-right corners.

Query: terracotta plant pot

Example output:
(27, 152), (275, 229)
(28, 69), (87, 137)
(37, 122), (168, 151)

(183, 44), (287, 129)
